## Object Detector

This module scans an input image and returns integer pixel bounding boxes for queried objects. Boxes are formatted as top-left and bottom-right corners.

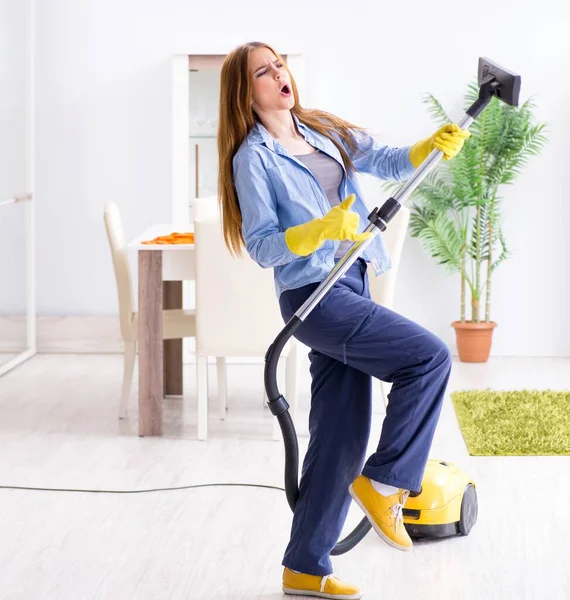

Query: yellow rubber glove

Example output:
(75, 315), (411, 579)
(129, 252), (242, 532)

(285, 194), (372, 256)
(409, 123), (471, 168)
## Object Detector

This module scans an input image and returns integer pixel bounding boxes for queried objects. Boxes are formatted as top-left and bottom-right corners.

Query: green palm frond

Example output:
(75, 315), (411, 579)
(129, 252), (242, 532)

(413, 212), (468, 275)
(413, 176), (457, 211)
(484, 99), (548, 189)
(468, 208), (486, 261)
(422, 93), (451, 126)
(464, 81), (479, 106)
(466, 199), (503, 262)
(448, 139), (483, 204)
(409, 203), (436, 238)
(490, 225), (511, 272)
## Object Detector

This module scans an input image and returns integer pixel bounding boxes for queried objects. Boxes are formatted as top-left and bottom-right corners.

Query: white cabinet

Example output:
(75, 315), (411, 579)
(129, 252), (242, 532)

(171, 50), (306, 225)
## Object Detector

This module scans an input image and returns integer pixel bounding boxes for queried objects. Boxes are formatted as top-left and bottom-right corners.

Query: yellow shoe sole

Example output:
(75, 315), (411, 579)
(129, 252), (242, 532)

(348, 483), (412, 552)
(283, 586), (362, 599)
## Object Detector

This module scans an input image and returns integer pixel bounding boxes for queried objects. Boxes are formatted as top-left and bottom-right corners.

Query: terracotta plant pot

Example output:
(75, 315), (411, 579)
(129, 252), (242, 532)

(452, 321), (497, 363)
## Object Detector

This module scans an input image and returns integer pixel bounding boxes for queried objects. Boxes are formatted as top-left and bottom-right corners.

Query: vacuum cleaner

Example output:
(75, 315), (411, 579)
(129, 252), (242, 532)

(264, 57), (521, 554)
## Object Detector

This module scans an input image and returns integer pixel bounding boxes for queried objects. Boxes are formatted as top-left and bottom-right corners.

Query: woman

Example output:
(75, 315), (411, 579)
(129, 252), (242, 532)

(217, 41), (469, 599)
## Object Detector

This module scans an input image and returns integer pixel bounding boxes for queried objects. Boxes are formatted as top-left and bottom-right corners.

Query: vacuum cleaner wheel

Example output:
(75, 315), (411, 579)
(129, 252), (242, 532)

(459, 483), (478, 536)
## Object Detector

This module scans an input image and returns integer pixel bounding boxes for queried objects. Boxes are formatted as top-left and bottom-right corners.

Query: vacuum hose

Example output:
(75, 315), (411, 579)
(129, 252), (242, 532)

(264, 316), (372, 555)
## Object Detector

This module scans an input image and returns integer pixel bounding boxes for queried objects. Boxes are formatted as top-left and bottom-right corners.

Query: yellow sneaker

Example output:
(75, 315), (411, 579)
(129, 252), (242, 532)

(348, 475), (413, 551)
(282, 567), (362, 599)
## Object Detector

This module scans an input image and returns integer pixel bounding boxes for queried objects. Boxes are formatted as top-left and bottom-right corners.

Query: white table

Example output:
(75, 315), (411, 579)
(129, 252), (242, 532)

(128, 224), (195, 436)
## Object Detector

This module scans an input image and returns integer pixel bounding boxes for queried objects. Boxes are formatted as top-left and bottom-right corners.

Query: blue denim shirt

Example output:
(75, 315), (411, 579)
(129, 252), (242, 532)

(232, 114), (415, 297)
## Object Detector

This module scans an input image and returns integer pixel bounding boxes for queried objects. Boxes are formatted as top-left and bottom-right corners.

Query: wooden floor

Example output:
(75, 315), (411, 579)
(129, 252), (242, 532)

(1, 354), (569, 600)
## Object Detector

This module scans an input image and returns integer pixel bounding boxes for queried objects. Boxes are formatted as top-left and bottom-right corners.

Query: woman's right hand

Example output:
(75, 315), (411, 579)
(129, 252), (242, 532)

(285, 194), (372, 256)
(319, 194), (371, 241)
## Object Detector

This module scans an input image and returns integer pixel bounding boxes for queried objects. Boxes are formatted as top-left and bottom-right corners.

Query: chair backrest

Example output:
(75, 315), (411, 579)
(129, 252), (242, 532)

(193, 204), (290, 357)
(103, 202), (134, 340)
(193, 195), (219, 221)
(366, 205), (410, 308)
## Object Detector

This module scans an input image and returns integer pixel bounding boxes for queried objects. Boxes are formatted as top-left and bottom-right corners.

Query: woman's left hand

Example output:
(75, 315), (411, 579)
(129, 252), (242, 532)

(409, 123), (471, 168)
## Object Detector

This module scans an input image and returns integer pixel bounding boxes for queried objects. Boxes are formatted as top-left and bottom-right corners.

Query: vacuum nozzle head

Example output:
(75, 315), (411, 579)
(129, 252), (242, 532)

(478, 57), (521, 107)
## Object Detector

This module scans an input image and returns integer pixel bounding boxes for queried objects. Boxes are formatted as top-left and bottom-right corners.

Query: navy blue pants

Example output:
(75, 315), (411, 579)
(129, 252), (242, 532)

(278, 258), (451, 576)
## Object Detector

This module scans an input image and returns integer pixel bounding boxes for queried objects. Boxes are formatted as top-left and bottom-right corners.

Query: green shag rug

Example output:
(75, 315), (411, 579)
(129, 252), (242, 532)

(450, 389), (570, 456)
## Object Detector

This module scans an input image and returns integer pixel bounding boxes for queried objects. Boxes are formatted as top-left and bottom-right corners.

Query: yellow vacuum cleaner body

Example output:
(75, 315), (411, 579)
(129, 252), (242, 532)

(403, 459), (478, 539)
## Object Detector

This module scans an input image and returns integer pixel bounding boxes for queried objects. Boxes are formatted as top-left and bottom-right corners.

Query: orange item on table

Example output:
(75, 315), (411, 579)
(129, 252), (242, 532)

(141, 232), (195, 245)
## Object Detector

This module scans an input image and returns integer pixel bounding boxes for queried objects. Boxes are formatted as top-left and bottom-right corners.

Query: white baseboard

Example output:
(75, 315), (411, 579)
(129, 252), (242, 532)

(2, 316), (567, 359)
(0, 315), (125, 354)
(0, 316), (31, 353)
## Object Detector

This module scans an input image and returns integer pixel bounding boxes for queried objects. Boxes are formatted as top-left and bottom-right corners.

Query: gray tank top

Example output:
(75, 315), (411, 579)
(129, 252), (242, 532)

(295, 150), (352, 258)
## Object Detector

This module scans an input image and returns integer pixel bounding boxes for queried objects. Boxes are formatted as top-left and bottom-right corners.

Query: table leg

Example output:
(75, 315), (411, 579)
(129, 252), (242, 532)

(138, 250), (163, 436)
(163, 281), (183, 396)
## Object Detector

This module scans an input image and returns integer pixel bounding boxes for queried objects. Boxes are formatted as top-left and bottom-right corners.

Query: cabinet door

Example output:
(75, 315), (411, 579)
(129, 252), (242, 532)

(172, 52), (306, 225)
(186, 53), (307, 218)
(171, 54), (224, 224)
(0, 0), (35, 376)
(188, 56), (224, 219)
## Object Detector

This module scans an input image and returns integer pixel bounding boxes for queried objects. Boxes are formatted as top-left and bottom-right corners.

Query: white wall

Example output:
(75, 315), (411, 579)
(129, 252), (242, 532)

(34, 0), (570, 356)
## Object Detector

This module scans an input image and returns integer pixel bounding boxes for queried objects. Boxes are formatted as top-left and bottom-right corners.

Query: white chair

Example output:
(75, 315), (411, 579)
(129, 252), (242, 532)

(366, 205), (410, 408)
(193, 197), (299, 441)
(104, 201), (199, 419)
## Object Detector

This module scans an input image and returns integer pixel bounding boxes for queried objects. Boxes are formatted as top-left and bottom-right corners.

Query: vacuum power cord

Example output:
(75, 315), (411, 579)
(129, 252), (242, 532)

(0, 482), (285, 494)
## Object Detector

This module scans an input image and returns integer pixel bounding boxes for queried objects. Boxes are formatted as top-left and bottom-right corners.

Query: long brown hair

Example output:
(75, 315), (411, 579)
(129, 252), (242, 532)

(217, 41), (365, 256)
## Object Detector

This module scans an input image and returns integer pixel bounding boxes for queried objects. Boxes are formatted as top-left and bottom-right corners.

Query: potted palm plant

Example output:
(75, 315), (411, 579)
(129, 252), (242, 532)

(396, 83), (547, 362)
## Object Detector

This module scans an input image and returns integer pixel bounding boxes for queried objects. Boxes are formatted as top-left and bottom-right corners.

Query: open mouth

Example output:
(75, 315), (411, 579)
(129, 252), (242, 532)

(280, 83), (291, 97)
